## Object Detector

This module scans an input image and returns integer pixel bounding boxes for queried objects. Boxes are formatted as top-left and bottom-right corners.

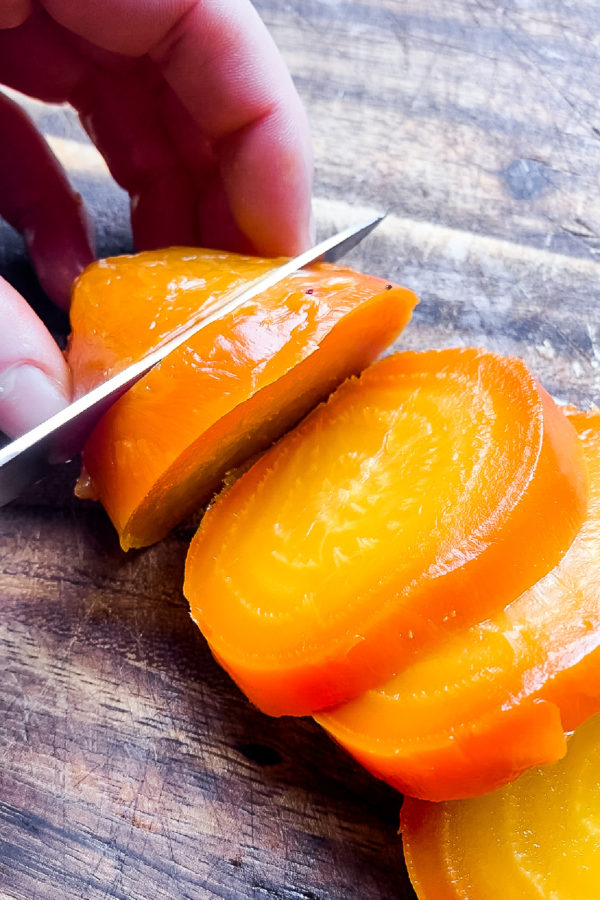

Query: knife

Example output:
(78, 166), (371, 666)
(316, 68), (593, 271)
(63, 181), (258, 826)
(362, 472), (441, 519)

(0, 213), (384, 506)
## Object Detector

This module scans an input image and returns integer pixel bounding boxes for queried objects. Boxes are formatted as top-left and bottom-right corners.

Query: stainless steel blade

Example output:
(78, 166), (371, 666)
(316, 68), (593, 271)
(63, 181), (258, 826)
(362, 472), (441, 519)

(0, 212), (385, 505)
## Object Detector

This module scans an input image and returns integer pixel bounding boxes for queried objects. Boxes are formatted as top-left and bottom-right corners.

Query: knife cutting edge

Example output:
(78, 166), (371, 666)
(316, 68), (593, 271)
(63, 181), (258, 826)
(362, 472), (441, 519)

(0, 213), (385, 506)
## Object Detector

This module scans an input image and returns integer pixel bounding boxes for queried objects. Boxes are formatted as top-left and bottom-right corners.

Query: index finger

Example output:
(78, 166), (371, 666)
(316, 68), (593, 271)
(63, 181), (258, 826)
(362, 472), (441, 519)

(43, 0), (314, 255)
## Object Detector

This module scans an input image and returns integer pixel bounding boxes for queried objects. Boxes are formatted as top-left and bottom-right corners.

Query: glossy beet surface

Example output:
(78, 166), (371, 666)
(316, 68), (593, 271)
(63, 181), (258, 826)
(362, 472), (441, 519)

(318, 410), (599, 800)
(184, 349), (587, 716)
(401, 700), (600, 898)
(68, 248), (417, 549)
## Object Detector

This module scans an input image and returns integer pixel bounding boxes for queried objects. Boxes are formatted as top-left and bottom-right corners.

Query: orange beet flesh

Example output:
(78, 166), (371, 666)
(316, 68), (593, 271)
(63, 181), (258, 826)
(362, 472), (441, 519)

(317, 410), (600, 801)
(184, 349), (587, 716)
(67, 248), (417, 549)
(400, 708), (600, 900)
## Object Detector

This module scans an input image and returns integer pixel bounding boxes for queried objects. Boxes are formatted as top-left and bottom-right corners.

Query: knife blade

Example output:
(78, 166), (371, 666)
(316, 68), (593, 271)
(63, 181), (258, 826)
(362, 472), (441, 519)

(0, 213), (384, 505)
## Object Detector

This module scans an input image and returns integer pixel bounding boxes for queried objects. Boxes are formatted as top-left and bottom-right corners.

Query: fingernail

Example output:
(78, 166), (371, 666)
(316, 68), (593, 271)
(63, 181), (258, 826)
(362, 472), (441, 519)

(0, 364), (69, 439)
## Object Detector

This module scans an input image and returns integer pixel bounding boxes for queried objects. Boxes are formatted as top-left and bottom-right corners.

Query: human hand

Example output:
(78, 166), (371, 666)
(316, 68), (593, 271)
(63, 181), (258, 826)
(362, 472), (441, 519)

(0, 0), (313, 439)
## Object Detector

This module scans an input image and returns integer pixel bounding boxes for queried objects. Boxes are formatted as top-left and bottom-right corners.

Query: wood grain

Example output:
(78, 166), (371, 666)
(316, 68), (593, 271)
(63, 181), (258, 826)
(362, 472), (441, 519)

(1, 1), (599, 898)
(0, 479), (412, 899)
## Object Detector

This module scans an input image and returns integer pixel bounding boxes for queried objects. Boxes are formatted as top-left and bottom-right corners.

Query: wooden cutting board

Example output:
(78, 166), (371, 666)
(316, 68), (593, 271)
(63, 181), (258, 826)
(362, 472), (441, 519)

(1, 2), (598, 898)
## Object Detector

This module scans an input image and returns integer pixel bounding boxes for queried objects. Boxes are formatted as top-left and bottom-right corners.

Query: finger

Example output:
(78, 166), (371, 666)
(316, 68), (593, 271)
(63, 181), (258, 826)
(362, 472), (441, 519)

(154, 1), (314, 255)
(0, 5), (86, 103)
(0, 91), (95, 309)
(73, 63), (199, 248)
(1, 2), (312, 254)
(0, 14), (202, 249)
(40, 0), (314, 255)
(156, 88), (258, 252)
(0, 277), (70, 438)
(0, 0), (31, 29)
(73, 64), (247, 251)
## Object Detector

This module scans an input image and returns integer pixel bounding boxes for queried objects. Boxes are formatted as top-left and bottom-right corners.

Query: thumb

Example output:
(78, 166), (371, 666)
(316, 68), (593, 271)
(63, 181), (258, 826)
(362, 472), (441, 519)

(0, 276), (70, 439)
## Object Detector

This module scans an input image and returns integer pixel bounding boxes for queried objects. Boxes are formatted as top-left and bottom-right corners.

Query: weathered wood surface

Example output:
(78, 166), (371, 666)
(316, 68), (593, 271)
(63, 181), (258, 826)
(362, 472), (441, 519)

(1, 1), (599, 898)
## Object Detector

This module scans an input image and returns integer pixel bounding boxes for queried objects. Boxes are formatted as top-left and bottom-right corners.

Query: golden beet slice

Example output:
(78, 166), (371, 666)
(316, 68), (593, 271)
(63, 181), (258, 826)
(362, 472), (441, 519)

(401, 709), (600, 899)
(317, 411), (600, 801)
(184, 349), (587, 716)
(67, 248), (417, 549)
